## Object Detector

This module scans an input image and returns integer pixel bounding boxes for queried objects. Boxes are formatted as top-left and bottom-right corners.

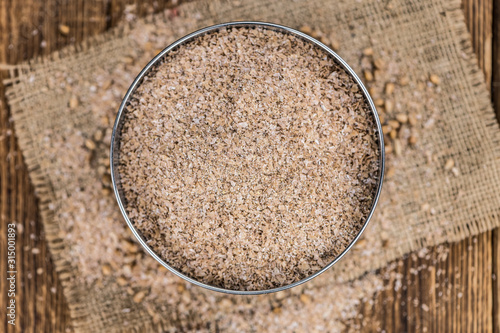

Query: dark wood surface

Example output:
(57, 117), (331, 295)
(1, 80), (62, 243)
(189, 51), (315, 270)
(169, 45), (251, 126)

(0, 0), (498, 332)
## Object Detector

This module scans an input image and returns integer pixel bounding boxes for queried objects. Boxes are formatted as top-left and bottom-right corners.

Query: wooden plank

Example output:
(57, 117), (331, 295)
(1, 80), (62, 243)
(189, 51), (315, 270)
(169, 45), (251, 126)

(351, 234), (494, 332)
(494, 230), (500, 333)
(463, 0), (494, 86)
(493, 0), (500, 326)
(494, 0), (500, 121)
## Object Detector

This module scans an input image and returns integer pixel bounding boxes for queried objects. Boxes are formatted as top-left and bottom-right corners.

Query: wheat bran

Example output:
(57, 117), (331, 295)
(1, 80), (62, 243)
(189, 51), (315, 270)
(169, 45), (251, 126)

(118, 26), (380, 290)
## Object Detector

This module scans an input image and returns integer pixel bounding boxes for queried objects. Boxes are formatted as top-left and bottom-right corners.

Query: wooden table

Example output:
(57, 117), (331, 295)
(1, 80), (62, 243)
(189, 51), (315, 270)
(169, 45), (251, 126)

(0, 0), (499, 331)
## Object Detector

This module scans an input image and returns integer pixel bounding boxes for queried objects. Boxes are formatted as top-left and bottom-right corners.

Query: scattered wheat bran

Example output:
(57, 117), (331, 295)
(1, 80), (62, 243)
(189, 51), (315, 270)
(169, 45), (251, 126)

(118, 26), (380, 290)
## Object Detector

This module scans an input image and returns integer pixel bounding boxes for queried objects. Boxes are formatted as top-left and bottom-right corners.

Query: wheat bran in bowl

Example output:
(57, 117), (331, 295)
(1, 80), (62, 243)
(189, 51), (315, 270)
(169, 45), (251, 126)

(112, 22), (384, 293)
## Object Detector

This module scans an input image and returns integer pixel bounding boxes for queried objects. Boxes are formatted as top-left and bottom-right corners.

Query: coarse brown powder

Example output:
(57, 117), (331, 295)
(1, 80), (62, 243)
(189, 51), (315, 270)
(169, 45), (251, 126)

(118, 26), (380, 290)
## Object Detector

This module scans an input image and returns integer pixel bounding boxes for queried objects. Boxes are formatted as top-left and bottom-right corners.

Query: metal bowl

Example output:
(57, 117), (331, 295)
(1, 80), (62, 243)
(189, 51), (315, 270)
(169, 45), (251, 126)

(110, 21), (385, 295)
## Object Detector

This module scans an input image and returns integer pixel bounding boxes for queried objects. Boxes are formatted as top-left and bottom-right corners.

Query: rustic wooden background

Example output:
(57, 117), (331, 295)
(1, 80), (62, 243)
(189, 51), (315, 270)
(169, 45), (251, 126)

(0, 0), (499, 332)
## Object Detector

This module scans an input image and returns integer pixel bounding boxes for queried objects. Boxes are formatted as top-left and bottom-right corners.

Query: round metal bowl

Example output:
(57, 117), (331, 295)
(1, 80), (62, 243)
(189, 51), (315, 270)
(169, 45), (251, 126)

(110, 21), (385, 295)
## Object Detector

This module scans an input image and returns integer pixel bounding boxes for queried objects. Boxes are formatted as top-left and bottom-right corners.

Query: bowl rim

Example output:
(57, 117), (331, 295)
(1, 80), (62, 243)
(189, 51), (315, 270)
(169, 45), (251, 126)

(110, 21), (385, 295)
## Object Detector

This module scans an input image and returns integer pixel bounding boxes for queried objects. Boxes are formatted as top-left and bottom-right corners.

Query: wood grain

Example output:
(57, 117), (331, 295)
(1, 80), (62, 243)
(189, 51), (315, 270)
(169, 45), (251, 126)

(463, 0), (493, 87)
(494, 230), (500, 333)
(0, 0), (498, 332)
(494, 0), (500, 121)
(350, 233), (494, 332)
(493, 0), (500, 327)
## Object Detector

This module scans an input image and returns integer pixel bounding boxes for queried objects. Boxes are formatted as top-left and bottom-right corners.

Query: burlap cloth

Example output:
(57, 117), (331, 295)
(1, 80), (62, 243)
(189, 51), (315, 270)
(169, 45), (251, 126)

(3, 0), (500, 331)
